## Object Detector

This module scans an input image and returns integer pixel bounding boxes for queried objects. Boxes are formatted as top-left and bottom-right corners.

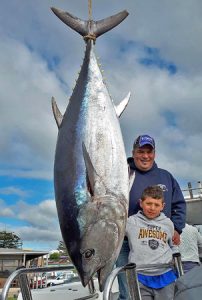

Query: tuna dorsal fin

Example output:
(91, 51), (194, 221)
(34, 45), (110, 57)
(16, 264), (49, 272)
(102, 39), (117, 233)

(51, 97), (63, 128)
(82, 143), (106, 196)
(115, 92), (131, 117)
(51, 7), (129, 40)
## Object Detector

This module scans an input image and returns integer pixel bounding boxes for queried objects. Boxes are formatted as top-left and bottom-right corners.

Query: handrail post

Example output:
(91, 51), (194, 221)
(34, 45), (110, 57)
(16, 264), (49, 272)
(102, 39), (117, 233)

(125, 263), (141, 300)
(198, 181), (202, 198)
(188, 182), (193, 199)
(18, 274), (33, 300)
(173, 252), (184, 277)
(103, 264), (142, 300)
(103, 266), (123, 300)
(17, 266), (33, 300)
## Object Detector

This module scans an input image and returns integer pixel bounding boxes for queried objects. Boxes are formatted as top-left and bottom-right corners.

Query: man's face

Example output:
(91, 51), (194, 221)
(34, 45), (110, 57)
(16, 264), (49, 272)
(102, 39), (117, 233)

(132, 145), (155, 171)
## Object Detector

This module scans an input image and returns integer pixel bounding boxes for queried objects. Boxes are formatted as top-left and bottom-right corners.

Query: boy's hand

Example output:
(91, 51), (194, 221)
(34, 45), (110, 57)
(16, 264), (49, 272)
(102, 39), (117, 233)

(172, 230), (180, 245)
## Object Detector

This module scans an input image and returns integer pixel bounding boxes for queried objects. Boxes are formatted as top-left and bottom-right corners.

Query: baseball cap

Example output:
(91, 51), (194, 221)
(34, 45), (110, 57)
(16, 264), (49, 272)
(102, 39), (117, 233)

(133, 134), (155, 149)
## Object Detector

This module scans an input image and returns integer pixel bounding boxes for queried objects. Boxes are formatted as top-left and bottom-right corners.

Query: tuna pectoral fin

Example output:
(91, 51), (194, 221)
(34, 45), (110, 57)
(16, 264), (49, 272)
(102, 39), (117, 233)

(82, 143), (106, 196)
(51, 97), (63, 128)
(115, 92), (131, 117)
(51, 7), (129, 40)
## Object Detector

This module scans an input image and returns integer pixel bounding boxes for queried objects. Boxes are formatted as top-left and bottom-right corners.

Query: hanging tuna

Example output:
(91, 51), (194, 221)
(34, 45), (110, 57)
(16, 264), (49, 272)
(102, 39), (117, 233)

(51, 6), (130, 291)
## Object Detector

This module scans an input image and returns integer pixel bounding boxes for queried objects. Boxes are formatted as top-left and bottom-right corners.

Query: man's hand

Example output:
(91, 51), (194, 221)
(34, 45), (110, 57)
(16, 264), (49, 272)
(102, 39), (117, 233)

(172, 230), (181, 245)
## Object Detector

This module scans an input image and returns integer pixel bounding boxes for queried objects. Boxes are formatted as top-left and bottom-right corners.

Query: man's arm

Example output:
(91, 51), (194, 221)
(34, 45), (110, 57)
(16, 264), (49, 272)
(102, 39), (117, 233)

(170, 177), (186, 236)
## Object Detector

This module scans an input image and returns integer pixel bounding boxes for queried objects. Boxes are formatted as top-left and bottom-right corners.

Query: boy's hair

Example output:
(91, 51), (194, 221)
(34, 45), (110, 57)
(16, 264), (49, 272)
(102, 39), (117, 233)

(141, 185), (164, 202)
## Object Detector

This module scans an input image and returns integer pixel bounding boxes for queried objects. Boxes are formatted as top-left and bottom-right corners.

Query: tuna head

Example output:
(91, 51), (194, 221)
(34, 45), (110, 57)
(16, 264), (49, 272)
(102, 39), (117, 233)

(78, 194), (127, 291)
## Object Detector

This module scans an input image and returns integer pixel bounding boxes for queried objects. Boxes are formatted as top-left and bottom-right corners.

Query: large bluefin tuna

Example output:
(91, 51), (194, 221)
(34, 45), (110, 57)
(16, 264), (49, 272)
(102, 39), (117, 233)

(51, 6), (130, 291)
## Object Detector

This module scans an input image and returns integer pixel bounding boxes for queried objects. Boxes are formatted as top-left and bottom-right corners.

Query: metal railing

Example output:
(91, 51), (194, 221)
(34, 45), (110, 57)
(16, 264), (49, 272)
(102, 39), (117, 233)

(182, 181), (202, 199)
(103, 253), (184, 300)
(0, 265), (98, 300)
(0, 253), (184, 300)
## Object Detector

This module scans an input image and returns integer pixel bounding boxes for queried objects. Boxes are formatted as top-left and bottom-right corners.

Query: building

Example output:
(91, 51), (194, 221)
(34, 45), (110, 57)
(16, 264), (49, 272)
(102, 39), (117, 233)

(0, 248), (48, 288)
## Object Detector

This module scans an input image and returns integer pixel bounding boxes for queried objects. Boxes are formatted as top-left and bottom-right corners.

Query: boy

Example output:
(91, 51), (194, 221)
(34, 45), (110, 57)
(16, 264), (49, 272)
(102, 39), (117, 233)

(126, 185), (177, 300)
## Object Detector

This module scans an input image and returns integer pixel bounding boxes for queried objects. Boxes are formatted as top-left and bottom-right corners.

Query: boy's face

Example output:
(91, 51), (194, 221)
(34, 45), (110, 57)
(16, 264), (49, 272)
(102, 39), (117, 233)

(140, 197), (165, 219)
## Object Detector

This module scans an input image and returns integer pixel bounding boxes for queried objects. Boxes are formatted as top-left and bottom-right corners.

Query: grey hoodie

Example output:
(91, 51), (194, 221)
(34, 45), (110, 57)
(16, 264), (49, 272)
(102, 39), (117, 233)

(126, 211), (175, 275)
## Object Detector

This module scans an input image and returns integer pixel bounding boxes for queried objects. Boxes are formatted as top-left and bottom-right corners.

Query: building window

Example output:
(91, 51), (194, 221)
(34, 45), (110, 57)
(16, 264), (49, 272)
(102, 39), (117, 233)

(0, 259), (20, 272)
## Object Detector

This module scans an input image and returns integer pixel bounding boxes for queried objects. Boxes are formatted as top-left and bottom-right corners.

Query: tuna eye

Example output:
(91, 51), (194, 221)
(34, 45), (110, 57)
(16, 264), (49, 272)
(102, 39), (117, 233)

(83, 249), (95, 259)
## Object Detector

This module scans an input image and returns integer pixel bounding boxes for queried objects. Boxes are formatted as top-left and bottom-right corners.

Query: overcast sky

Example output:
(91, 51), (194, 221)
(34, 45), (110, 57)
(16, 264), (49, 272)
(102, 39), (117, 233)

(0, 0), (202, 251)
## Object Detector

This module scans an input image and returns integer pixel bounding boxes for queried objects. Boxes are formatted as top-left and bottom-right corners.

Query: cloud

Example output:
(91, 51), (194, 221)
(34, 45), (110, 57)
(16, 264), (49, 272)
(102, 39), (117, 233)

(0, 186), (28, 197)
(16, 199), (59, 229)
(0, 200), (14, 217)
(0, 35), (63, 178)
(101, 41), (202, 183)
(1, 0), (202, 182)
(0, 198), (62, 247)
(17, 226), (61, 242)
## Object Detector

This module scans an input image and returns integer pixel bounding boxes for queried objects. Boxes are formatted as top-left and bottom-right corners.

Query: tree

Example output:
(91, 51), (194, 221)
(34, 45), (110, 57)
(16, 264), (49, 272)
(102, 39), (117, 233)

(57, 240), (71, 262)
(0, 230), (23, 249)
(57, 240), (68, 255)
(49, 252), (60, 260)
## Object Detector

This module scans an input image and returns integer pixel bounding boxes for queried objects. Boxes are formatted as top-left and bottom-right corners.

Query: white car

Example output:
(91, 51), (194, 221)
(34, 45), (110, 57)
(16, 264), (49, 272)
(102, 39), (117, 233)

(46, 272), (76, 287)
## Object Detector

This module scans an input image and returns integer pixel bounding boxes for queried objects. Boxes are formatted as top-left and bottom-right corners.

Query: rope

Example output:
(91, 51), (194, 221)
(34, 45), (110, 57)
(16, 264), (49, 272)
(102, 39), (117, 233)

(88, 0), (92, 20)
(85, 0), (96, 42)
(83, 33), (96, 42)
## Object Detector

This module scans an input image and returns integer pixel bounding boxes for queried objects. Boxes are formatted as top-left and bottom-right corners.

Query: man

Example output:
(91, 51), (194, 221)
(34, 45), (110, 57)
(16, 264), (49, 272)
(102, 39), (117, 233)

(178, 223), (202, 273)
(116, 134), (186, 300)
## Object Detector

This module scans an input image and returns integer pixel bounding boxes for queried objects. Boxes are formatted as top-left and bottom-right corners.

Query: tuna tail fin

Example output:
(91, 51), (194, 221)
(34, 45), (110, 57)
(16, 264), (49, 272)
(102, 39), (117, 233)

(115, 92), (131, 117)
(51, 97), (63, 128)
(93, 10), (129, 39)
(51, 7), (129, 40)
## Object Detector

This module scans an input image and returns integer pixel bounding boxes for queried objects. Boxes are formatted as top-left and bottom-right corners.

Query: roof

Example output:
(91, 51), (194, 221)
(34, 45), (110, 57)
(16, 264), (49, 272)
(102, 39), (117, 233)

(0, 248), (48, 260)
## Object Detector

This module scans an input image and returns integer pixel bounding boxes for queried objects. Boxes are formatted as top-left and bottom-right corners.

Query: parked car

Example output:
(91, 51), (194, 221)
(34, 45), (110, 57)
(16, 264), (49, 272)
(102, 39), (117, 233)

(30, 276), (46, 289)
(46, 272), (75, 287)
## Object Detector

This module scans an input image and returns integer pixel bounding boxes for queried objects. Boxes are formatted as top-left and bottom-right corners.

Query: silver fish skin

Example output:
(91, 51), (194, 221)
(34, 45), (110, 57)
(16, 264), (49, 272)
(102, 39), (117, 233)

(51, 7), (130, 291)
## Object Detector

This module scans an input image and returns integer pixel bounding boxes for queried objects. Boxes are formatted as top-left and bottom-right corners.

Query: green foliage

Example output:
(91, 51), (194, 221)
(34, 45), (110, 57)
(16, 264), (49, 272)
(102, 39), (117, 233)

(49, 252), (60, 260)
(57, 240), (68, 255)
(57, 240), (71, 262)
(0, 230), (23, 249)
